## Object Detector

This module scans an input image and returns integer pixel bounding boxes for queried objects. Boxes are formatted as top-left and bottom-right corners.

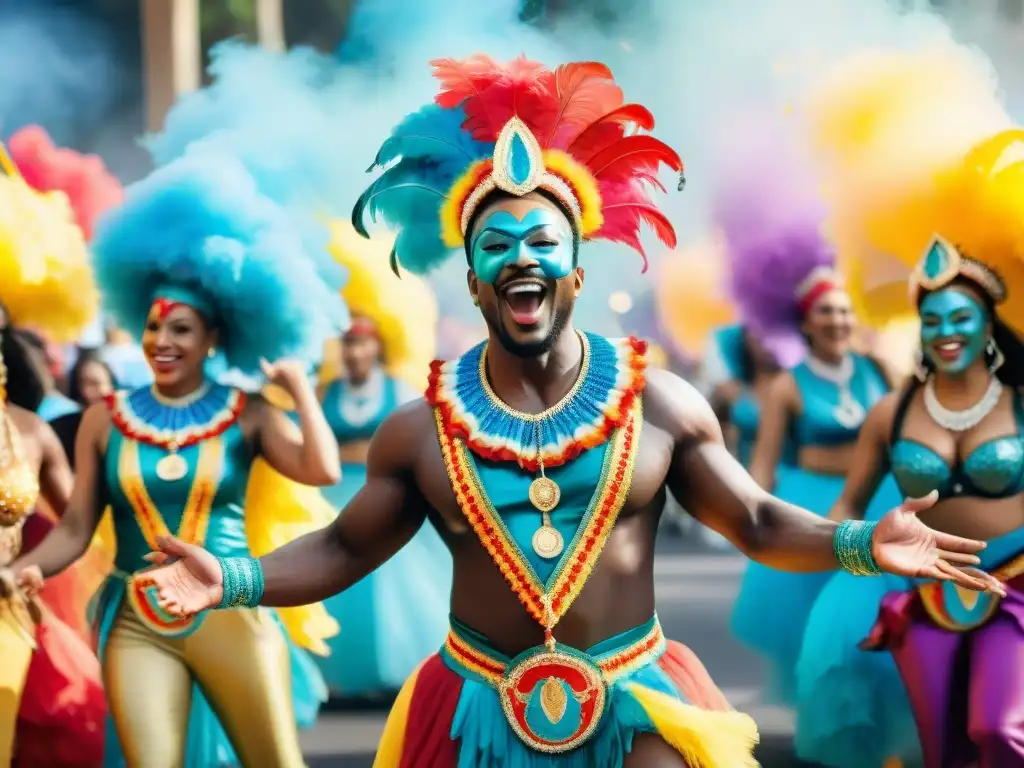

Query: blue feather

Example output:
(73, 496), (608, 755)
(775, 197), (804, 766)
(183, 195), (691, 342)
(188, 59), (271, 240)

(373, 104), (491, 177)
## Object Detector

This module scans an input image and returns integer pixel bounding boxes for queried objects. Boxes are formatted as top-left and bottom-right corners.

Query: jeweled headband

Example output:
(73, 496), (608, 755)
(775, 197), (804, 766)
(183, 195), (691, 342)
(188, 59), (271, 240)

(910, 235), (1007, 306)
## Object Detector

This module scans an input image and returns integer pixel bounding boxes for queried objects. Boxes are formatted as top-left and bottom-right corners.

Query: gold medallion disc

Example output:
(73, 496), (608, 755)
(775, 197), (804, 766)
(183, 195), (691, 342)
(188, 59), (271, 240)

(156, 453), (188, 482)
(531, 525), (565, 559)
(528, 476), (561, 512)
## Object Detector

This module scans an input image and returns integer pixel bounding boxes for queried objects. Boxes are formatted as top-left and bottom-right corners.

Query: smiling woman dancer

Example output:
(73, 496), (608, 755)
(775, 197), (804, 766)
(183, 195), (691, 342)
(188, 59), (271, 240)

(9, 143), (346, 767)
(722, 133), (903, 705)
(0, 139), (105, 768)
(803, 42), (1024, 768)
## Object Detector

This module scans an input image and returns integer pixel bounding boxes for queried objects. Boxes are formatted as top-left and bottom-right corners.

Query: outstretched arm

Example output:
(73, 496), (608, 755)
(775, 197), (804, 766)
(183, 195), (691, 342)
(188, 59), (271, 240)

(257, 405), (428, 606)
(144, 401), (433, 613)
(649, 369), (1001, 590)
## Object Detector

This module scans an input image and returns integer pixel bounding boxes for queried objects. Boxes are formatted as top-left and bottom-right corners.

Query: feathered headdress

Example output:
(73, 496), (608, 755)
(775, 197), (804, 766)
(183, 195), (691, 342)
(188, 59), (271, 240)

(9, 125), (123, 240)
(324, 221), (437, 390)
(0, 140), (98, 341)
(808, 43), (1014, 331)
(352, 55), (684, 275)
(713, 111), (834, 368)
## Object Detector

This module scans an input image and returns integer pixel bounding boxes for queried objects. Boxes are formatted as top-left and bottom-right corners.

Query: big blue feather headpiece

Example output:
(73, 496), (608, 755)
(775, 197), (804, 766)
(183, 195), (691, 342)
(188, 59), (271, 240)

(92, 42), (350, 377)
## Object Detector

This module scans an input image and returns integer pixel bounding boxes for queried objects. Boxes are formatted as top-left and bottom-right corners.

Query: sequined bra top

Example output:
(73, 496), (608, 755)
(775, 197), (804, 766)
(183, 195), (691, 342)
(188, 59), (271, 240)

(889, 383), (1024, 501)
(0, 409), (41, 526)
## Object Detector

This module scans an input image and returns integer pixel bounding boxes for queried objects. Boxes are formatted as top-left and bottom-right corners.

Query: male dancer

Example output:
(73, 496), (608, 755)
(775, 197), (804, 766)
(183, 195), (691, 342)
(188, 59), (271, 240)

(33, 56), (1001, 767)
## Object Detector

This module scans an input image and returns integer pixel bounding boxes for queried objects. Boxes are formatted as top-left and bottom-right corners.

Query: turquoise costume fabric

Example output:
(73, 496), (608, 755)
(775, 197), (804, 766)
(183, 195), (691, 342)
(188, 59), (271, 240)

(731, 354), (900, 704)
(92, 384), (326, 767)
(316, 370), (452, 695)
(790, 382), (1024, 767)
(444, 617), (691, 768)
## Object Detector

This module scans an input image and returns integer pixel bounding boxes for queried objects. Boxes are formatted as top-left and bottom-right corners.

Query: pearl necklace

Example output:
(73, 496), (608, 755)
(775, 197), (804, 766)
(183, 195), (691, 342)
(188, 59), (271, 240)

(923, 376), (1003, 433)
(805, 354), (866, 429)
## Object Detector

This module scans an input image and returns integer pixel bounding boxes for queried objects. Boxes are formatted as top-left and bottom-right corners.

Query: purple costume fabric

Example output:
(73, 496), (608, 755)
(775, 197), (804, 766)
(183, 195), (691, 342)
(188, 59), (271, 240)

(866, 575), (1024, 768)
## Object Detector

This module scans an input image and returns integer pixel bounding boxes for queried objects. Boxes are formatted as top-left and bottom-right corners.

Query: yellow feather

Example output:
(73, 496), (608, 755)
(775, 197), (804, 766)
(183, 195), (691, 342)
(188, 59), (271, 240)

(325, 221), (438, 392)
(0, 174), (97, 341)
(627, 683), (761, 768)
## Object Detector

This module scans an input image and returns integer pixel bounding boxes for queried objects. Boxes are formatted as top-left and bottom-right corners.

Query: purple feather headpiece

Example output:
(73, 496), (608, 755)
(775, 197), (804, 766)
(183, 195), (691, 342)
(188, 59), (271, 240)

(711, 110), (837, 368)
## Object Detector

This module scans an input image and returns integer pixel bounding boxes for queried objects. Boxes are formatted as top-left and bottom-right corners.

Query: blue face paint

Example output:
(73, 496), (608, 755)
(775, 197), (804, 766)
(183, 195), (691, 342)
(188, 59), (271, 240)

(919, 288), (989, 375)
(470, 208), (575, 285)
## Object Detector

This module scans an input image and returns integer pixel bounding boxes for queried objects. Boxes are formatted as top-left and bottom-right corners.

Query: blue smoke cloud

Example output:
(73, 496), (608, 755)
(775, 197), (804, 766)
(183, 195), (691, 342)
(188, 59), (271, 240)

(0, 1), (124, 146)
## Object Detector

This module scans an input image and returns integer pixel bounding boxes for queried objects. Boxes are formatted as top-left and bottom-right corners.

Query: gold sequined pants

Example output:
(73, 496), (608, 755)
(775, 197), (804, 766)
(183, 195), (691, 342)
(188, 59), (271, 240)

(104, 602), (306, 768)
(0, 597), (33, 767)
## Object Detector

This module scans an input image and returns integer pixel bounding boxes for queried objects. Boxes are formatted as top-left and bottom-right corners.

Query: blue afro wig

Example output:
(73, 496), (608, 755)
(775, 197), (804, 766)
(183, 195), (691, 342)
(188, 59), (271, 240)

(92, 148), (346, 377)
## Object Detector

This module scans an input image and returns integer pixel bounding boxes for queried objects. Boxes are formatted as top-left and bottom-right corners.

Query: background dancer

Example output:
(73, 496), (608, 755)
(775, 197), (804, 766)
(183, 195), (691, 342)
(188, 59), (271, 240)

(810, 43), (1024, 768)
(0, 137), (105, 768)
(315, 221), (452, 699)
(721, 122), (903, 704)
(9, 123), (348, 767)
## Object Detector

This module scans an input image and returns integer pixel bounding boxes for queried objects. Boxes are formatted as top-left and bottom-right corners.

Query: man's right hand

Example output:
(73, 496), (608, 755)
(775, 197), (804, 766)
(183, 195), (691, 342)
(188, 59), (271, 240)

(140, 535), (225, 616)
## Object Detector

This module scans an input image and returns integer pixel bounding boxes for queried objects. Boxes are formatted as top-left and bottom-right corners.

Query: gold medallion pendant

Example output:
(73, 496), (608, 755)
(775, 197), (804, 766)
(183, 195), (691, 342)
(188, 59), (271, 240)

(529, 458), (563, 559)
(529, 476), (560, 512)
(156, 453), (188, 482)
(531, 524), (565, 560)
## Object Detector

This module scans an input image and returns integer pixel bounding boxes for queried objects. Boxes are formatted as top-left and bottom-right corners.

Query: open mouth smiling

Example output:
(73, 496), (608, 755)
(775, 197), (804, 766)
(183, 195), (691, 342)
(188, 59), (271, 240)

(500, 279), (549, 327)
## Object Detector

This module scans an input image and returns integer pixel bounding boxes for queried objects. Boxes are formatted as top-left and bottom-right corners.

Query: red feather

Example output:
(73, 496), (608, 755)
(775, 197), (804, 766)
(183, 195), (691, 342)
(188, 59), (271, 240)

(543, 62), (622, 148)
(566, 104), (655, 160)
(9, 125), (123, 240)
(433, 55), (557, 143)
(596, 179), (679, 271)
(585, 135), (682, 182)
(431, 55), (505, 139)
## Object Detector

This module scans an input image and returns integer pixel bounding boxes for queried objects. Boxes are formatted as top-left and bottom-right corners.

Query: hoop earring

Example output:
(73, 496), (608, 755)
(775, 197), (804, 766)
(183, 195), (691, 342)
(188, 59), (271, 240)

(914, 349), (930, 382)
(987, 338), (1005, 373)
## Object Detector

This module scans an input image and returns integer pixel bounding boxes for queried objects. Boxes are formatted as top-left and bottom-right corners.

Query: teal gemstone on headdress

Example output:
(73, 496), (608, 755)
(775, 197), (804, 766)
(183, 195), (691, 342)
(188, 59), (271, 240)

(923, 239), (951, 281)
(507, 129), (533, 186)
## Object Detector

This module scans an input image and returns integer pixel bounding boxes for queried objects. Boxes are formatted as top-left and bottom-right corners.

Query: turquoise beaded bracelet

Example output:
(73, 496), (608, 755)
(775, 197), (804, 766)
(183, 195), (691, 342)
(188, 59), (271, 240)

(833, 520), (882, 577)
(216, 556), (265, 610)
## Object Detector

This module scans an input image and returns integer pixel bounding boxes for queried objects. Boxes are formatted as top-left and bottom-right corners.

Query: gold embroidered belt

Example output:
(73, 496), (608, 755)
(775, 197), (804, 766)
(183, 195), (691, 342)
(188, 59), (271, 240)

(441, 617), (665, 754)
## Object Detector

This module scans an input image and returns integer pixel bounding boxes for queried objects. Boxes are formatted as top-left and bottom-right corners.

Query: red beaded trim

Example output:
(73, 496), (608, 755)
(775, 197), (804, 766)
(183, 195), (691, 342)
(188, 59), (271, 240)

(106, 389), (246, 451)
(427, 336), (646, 471)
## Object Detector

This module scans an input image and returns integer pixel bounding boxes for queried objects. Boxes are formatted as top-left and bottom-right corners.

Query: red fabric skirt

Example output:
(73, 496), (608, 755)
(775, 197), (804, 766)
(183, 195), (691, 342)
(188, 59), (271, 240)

(13, 609), (106, 767)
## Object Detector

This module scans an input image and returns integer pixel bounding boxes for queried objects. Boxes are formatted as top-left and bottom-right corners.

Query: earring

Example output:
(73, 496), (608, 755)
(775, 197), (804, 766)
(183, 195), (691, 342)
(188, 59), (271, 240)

(987, 338), (1005, 373)
(472, 297), (480, 307)
(914, 349), (929, 382)
(207, 347), (216, 359)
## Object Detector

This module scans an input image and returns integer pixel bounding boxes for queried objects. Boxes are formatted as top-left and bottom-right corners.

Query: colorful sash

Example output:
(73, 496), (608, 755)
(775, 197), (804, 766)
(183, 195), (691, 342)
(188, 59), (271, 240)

(917, 551), (1024, 632)
(122, 436), (224, 638)
(435, 396), (641, 753)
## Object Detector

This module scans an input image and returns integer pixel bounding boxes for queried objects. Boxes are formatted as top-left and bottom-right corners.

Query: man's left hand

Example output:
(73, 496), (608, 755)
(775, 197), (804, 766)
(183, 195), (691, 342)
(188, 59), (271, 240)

(872, 491), (1006, 595)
